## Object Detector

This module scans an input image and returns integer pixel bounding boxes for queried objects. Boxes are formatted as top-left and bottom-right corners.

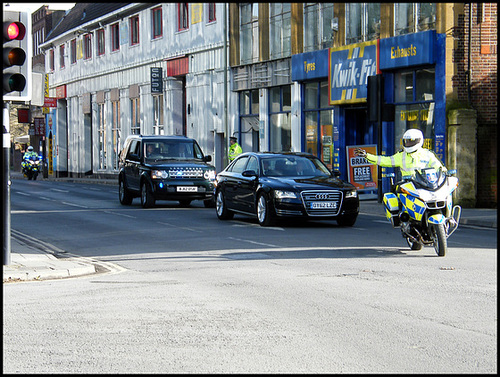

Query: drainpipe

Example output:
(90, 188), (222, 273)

(467, 3), (472, 106)
(223, 3), (229, 166)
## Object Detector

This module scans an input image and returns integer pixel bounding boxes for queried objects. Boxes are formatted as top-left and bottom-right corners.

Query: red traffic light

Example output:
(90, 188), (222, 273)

(4, 21), (26, 41)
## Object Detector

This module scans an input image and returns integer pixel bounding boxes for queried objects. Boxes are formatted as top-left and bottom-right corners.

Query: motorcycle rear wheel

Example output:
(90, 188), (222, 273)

(431, 223), (447, 257)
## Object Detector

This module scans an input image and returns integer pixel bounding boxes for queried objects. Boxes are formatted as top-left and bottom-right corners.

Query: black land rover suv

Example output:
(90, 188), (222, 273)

(118, 135), (216, 208)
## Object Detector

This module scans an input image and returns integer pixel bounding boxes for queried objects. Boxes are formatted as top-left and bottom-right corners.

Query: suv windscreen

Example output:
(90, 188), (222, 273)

(144, 140), (204, 161)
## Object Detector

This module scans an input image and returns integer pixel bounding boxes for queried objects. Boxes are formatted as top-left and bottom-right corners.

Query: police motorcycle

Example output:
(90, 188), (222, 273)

(383, 167), (461, 257)
(21, 154), (42, 180)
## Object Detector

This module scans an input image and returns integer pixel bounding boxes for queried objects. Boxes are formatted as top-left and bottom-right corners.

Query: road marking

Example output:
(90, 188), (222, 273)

(103, 210), (136, 219)
(228, 237), (280, 248)
(61, 201), (89, 208)
(157, 222), (203, 233)
(15, 191), (30, 196)
(51, 188), (69, 193)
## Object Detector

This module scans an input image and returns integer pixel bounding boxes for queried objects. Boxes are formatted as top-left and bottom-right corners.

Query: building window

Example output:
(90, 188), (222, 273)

(269, 3), (291, 60)
(269, 85), (292, 152)
(49, 48), (54, 71)
(346, 3), (380, 44)
(97, 28), (105, 56)
(130, 15), (139, 45)
(178, 3), (189, 31)
(393, 68), (436, 149)
(152, 7), (162, 39)
(239, 89), (260, 152)
(304, 3), (335, 52)
(111, 23), (120, 51)
(394, 3), (436, 36)
(131, 98), (141, 134)
(153, 95), (164, 135)
(240, 3), (259, 64)
(303, 81), (335, 168)
(98, 103), (106, 170)
(59, 44), (65, 69)
(70, 38), (77, 64)
(111, 101), (121, 170)
(208, 3), (216, 23)
(84, 33), (92, 59)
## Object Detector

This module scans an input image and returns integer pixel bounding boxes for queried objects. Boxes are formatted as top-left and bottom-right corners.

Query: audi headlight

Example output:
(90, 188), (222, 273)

(345, 190), (357, 198)
(204, 169), (216, 181)
(152, 170), (168, 179)
(274, 190), (298, 199)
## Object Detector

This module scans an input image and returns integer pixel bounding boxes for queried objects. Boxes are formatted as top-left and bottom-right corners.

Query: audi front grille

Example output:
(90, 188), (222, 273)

(300, 190), (342, 216)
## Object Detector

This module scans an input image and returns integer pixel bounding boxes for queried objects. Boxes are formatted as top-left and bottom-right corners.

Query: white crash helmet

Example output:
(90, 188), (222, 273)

(27, 146), (34, 152)
(402, 129), (424, 153)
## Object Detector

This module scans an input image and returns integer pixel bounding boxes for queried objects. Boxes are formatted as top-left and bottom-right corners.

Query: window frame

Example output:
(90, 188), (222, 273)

(208, 3), (216, 23)
(84, 33), (92, 60)
(152, 6), (163, 39)
(111, 23), (120, 51)
(70, 38), (77, 64)
(97, 28), (105, 56)
(178, 3), (189, 31)
(49, 48), (55, 71)
(130, 15), (140, 46)
(59, 44), (65, 69)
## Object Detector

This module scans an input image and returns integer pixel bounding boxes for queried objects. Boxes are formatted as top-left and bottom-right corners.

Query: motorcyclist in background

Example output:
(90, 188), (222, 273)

(23, 146), (38, 160)
(354, 128), (446, 186)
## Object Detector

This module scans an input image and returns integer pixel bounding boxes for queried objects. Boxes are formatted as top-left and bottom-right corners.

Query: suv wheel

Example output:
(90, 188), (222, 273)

(119, 177), (133, 205)
(141, 181), (155, 208)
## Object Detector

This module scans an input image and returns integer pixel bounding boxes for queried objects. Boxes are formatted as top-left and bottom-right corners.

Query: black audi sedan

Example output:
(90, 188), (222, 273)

(215, 152), (359, 226)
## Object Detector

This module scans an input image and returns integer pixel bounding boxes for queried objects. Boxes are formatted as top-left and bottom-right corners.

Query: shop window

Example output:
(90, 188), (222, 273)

(152, 7), (162, 39)
(346, 3), (380, 44)
(269, 3), (291, 60)
(98, 103), (106, 170)
(269, 86), (291, 152)
(153, 95), (164, 135)
(239, 89), (260, 152)
(240, 3), (259, 64)
(394, 68), (436, 149)
(395, 3), (436, 36)
(131, 98), (141, 134)
(111, 101), (121, 170)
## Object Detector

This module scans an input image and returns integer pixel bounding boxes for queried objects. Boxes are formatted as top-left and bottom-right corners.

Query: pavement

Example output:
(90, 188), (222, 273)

(3, 171), (497, 283)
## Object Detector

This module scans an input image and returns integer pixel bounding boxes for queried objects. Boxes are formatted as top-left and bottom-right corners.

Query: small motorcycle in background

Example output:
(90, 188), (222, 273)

(383, 167), (462, 257)
(21, 155), (42, 180)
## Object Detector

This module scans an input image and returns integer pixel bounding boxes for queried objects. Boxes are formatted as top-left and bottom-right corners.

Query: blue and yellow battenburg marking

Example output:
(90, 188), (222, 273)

(383, 193), (399, 219)
(398, 194), (426, 221)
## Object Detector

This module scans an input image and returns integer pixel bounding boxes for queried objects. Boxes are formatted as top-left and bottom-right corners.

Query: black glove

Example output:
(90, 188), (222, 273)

(354, 148), (367, 158)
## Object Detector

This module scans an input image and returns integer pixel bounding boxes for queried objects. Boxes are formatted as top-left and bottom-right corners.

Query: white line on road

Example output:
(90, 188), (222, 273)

(61, 201), (89, 208)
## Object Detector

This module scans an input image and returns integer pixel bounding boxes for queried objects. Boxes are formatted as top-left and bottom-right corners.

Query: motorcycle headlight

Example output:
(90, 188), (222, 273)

(152, 170), (168, 179)
(345, 190), (357, 198)
(274, 190), (298, 200)
(204, 169), (216, 181)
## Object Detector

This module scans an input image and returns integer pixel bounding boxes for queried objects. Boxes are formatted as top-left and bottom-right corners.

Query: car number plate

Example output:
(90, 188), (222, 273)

(311, 201), (336, 209)
(177, 186), (197, 192)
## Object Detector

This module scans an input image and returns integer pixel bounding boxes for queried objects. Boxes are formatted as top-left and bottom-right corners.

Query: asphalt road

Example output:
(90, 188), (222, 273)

(3, 179), (497, 373)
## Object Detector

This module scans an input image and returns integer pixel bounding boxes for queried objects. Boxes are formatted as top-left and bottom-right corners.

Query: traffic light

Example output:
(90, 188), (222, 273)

(3, 6), (31, 101)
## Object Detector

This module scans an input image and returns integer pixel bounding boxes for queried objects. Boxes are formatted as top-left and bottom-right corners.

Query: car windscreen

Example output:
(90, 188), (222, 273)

(144, 141), (204, 160)
(260, 156), (331, 177)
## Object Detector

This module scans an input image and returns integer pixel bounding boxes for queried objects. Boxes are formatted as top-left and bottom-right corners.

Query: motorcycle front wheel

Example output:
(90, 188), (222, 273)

(431, 223), (447, 257)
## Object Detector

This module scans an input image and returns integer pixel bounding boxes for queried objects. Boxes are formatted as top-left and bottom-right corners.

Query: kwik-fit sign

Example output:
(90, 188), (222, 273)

(328, 40), (379, 105)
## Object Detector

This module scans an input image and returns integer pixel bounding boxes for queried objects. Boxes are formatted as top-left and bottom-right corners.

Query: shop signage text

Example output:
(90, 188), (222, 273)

(379, 30), (436, 69)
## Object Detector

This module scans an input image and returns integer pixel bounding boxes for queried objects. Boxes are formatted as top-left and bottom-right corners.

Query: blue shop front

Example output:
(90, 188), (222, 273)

(291, 30), (446, 194)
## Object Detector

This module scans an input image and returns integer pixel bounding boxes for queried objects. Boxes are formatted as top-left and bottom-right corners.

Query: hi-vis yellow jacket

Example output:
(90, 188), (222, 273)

(228, 142), (242, 162)
(365, 148), (446, 177)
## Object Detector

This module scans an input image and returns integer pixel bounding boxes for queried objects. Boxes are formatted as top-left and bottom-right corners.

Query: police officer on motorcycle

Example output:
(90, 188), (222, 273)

(23, 146), (38, 160)
(354, 128), (446, 184)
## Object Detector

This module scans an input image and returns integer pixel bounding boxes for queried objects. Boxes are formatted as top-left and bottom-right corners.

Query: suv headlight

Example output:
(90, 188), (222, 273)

(345, 190), (357, 198)
(152, 170), (168, 179)
(204, 169), (216, 181)
(274, 190), (298, 199)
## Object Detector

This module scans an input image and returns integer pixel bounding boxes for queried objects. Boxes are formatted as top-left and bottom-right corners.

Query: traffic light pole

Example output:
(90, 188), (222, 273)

(3, 103), (11, 265)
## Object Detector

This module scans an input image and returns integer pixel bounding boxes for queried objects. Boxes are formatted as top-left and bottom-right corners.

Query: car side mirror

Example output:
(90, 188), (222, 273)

(332, 170), (341, 177)
(242, 170), (258, 178)
(204, 155), (212, 162)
